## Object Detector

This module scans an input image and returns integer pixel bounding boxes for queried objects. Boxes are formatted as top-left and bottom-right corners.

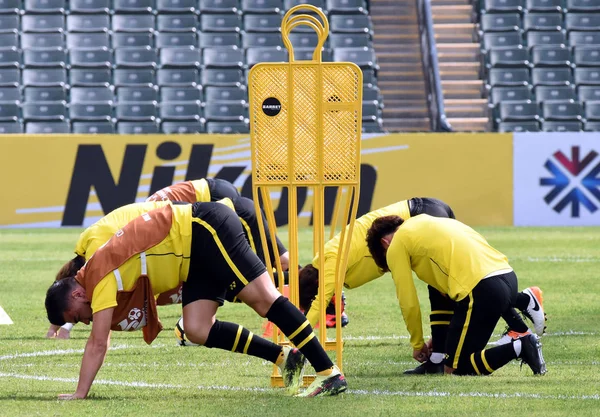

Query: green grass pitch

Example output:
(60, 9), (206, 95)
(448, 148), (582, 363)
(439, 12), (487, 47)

(0, 227), (599, 416)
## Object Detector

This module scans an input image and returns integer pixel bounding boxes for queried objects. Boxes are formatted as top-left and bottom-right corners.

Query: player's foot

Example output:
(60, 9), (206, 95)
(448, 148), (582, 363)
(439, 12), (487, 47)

(403, 360), (444, 375)
(519, 334), (546, 375)
(521, 287), (547, 336)
(296, 365), (347, 397)
(278, 346), (306, 395)
(174, 317), (199, 346)
(492, 328), (532, 346)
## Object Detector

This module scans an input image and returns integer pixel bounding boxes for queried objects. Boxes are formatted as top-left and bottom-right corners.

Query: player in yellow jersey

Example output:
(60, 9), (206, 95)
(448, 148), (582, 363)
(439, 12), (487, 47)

(45, 201), (347, 399)
(365, 214), (546, 376)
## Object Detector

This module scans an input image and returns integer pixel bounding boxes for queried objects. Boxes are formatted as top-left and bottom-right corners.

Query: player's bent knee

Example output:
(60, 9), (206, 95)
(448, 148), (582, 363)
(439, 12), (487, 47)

(183, 322), (211, 345)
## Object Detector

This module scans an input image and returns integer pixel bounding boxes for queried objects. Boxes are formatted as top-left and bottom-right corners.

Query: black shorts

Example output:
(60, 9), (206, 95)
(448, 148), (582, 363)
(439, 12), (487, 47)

(206, 178), (241, 202)
(409, 197), (455, 219)
(182, 202), (267, 307)
(444, 271), (518, 372)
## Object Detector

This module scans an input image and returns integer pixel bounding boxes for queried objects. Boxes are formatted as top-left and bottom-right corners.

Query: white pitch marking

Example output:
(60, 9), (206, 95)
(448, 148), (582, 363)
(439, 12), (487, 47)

(0, 306), (13, 325)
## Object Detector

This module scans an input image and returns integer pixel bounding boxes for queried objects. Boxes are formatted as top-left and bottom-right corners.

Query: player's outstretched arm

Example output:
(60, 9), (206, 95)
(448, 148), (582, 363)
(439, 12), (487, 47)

(58, 308), (113, 400)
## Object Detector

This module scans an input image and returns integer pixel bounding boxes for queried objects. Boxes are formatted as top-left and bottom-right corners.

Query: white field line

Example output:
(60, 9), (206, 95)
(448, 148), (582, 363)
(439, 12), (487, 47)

(0, 306), (13, 325)
(342, 330), (596, 342)
(0, 372), (599, 401)
(0, 343), (165, 362)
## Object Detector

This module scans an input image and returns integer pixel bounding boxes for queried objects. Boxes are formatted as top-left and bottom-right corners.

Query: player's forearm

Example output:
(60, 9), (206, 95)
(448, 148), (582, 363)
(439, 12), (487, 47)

(75, 337), (108, 398)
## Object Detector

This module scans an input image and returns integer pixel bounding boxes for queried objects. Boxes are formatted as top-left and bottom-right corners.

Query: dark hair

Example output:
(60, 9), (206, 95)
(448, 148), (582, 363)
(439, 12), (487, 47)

(55, 255), (85, 281)
(365, 215), (405, 272)
(298, 264), (319, 312)
(45, 276), (77, 326)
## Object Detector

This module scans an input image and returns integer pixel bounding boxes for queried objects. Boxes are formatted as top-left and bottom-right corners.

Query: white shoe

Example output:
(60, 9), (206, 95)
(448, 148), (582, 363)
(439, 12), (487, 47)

(522, 287), (546, 336)
(492, 328), (531, 346)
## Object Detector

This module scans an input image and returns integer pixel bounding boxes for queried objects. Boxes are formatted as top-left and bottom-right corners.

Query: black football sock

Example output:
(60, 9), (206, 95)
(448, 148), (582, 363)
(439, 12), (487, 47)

(204, 320), (281, 363)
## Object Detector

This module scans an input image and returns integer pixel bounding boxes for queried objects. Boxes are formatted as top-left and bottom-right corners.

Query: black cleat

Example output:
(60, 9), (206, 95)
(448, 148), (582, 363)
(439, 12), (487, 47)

(519, 334), (547, 375)
(403, 360), (444, 375)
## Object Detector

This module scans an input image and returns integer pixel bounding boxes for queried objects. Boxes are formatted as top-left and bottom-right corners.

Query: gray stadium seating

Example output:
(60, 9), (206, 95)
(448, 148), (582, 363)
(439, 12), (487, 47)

(70, 49), (112, 68)
(156, 0), (196, 13)
(161, 121), (205, 134)
(491, 86), (532, 104)
(157, 68), (199, 86)
(526, 0), (561, 12)
(73, 121), (116, 134)
(542, 120), (582, 131)
(199, 0), (239, 13)
(71, 86), (114, 103)
(534, 85), (576, 103)
(69, 103), (113, 121)
(66, 14), (110, 33)
(24, 86), (66, 102)
(70, 0), (111, 14)
(531, 45), (571, 67)
(113, 0), (153, 13)
(484, 0), (523, 13)
(24, 0), (66, 14)
(523, 13), (562, 32)
(161, 86), (202, 103)
(117, 121), (159, 134)
(242, 0), (282, 14)
(489, 47), (530, 67)
(117, 86), (158, 103)
(157, 14), (198, 32)
(0, 121), (23, 133)
(26, 121), (70, 134)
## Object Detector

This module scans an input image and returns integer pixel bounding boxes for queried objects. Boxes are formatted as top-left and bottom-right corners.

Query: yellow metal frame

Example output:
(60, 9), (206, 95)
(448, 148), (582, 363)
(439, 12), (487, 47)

(248, 4), (363, 388)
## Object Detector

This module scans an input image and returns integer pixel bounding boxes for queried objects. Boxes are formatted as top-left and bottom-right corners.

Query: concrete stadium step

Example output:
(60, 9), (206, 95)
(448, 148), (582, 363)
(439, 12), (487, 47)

(371, 8), (416, 20)
(383, 106), (429, 118)
(431, 0), (471, 4)
(444, 99), (489, 117)
(374, 25), (420, 35)
(384, 99), (428, 107)
(446, 117), (490, 132)
(380, 89), (429, 100)
(373, 26), (419, 36)
(439, 62), (481, 80)
(432, 6), (473, 24)
(383, 117), (431, 132)
(379, 80), (426, 90)
(434, 23), (476, 35)
(437, 43), (481, 62)
(377, 70), (424, 82)
(434, 32), (475, 43)
(442, 80), (485, 99)
(376, 51), (422, 64)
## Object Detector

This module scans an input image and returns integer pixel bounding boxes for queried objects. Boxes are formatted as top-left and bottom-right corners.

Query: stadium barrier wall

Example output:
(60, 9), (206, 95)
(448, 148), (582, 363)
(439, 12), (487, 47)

(1, 132), (597, 228)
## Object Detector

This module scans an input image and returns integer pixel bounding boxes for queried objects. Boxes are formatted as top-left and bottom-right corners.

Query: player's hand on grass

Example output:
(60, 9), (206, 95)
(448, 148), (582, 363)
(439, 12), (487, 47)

(58, 393), (85, 400)
(56, 328), (71, 339)
(413, 344), (430, 363)
(46, 324), (60, 338)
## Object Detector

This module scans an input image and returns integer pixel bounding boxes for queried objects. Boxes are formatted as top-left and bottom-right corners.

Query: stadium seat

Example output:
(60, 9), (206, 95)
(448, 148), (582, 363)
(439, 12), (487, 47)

(0, 86), (20, 102)
(287, 32), (320, 49)
(70, 0), (110, 14)
(483, 32), (523, 51)
(499, 121), (541, 131)
(0, 68), (19, 87)
(204, 102), (247, 121)
(0, 121), (23, 133)
(242, 32), (283, 48)
(246, 46), (288, 67)
(329, 33), (371, 48)
(294, 47), (333, 61)
(0, 15), (18, 33)
(157, 68), (199, 86)
(155, 32), (197, 48)
(117, 86), (158, 103)
(204, 85), (247, 103)
(203, 46), (244, 68)
(333, 47), (376, 70)
(0, 33), (19, 49)
(489, 46), (530, 67)
(113, 0), (153, 13)
(201, 68), (243, 86)
(205, 120), (249, 133)
(115, 102), (157, 120)
(113, 68), (155, 87)
(284, 0), (325, 9)
(112, 14), (155, 33)
(0, 0), (20, 14)
(578, 85), (600, 102)
(67, 33), (110, 49)
(330, 14), (372, 33)
(69, 102), (113, 121)
(69, 68), (112, 86)
(24, 86), (66, 102)
(490, 86), (532, 104)
(0, 47), (21, 68)
(531, 67), (572, 86)
(327, 0), (367, 14)
(542, 100), (582, 120)
(526, 0), (561, 12)
(542, 120), (582, 131)
(66, 14), (110, 33)
(201, 14), (242, 32)
(584, 100), (600, 120)
(565, 13), (600, 32)
(70, 48), (112, 68)
(565, 0), (600, 12)
(568, 31), (600, 46)
(498, 100), (539, 121)
(24, 0), (65, 13)
(526, 31), (566, 47)
(22, 33), (65, 49)
(26, 121), (70, 133)
(160, 86), (202, 102)
(199, 32), (241, 48)
(481, 13), (521, 32)
(112, 33), (153, 49)
(160, 47), (202, 68)
(0, 101), (19, 121)
(361, 119), (384, 133)
(157, 14), (198, 32)
(22, 102), (67, 120)
(22, 48), (66, 67)
(199, 0), (239, 13)
(483, 0), (523, 13)
(574, 46), (600, 67)
(115, 47), (157, 68)
(72, 121), (115, 134)
(161, 121), (205, 133)
(71, 86), (114, 103)
(157, 0), (196, 13)
(362, 68), (376, 86)
(159, 102), (202, 121)
(243, 14), (282, 33)
(534, 85), (576, 103)
(583, 121), (600, 131)
(22, 68), (67, 87)
(531, 45), (571, 67)
(522, 13), (562, 32)
(21, 14), (65, 33)
(574, 67), (600, 85)
(117, 121), (159, 133)
(241, 0), (282, 14)
(362, 101), (381, 122)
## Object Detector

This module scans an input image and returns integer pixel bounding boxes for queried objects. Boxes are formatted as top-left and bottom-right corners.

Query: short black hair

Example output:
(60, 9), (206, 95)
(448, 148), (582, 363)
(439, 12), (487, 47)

(365, 215), (405, 272)
(298, 264), (319, 312)
(45, 276), (77, 326)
